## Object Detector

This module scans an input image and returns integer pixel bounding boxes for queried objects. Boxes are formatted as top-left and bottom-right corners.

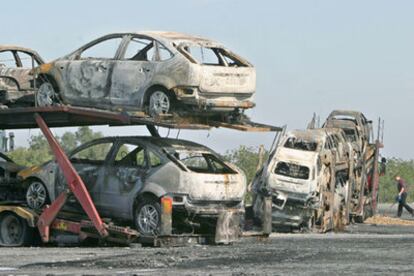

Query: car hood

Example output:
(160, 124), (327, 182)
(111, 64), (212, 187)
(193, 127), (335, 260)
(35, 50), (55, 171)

(0, 161), (26, 173)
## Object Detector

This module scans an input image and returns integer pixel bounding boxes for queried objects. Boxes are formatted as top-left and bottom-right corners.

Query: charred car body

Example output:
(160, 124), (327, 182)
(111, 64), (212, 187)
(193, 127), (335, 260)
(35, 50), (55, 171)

(323, 110), (379, 221)
(19, 136), (246, 235)
(0, 152), (25, 201)
(252, 128), (352, 232)
(0, 46), (44, 107)
(34, 32), (256, 117)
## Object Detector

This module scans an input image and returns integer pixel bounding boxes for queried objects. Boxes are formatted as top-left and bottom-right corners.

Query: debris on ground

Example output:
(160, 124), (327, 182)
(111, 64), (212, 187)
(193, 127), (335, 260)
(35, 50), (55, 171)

(365, 215), (414, 226)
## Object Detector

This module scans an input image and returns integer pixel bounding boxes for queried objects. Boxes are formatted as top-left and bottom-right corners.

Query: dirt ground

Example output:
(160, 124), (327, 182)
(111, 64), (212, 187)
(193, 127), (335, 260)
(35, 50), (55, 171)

(1, 203), (414, 275)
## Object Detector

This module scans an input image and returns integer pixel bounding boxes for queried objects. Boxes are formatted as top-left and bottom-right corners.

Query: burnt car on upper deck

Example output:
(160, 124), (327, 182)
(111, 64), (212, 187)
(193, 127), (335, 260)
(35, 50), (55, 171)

(19, 136), (246, 235)
(35, 32), (256, 117)
(0, 45), (44, 107)
(323, 110), (373, 155)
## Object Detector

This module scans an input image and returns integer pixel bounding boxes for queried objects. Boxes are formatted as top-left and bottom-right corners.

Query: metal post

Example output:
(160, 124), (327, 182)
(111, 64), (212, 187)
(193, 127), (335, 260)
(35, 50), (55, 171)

(160, 196), (172, 236)
(8, 132), (14, 151)
(34, 113), (108, 241)
(262, 196), (273, 235)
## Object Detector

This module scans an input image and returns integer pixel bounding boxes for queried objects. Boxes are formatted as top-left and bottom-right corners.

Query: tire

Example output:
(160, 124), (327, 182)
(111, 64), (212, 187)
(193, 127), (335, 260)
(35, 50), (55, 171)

(147, 89), (172, 117)
(134, 198), (161, 236)
(26, 181), (49, 210)
(36, 82), (57, 107)
(0, 212), (33, 247)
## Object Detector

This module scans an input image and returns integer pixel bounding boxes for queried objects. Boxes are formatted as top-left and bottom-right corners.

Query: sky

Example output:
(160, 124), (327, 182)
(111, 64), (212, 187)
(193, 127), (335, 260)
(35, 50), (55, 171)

(1, 0), (413, 159)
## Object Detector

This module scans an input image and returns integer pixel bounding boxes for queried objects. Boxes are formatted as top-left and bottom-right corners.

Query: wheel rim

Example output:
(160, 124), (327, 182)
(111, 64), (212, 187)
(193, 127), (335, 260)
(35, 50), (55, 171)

(148, 91), (170, 116)
(0, 215), (23, 245)
(137, 204), (159, 235)
(36, 82), (55, 107)
(26, 182), (47, 209)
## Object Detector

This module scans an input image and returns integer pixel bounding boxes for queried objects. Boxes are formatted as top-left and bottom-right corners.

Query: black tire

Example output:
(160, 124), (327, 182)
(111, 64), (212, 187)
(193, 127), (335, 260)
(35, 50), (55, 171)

(0, 212), (33, 247)
(26, 181), (49, 210)
(134, 197), (161, 236)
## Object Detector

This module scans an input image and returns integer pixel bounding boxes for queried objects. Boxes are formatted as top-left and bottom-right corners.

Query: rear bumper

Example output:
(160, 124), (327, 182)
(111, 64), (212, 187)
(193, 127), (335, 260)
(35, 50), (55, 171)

(173, 198), (244, 217)
(172, 86), (255, 110)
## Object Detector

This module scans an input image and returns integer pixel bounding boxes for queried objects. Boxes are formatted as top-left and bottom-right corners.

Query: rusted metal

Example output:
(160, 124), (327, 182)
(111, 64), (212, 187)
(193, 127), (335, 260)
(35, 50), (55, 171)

(0, 45), (44, 107)
(34, 31), (256, 116)
(0, 105), (282, 133)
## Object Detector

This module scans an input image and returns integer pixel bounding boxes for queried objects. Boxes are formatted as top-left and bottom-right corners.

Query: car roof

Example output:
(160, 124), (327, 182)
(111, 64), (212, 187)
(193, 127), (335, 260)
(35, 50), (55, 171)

(96, 31), (222, 47)
(0, 45), (44, 61)
(327, 110), (364, 118)
(88, 136), (212, 152)
(287, 129), (328, 141)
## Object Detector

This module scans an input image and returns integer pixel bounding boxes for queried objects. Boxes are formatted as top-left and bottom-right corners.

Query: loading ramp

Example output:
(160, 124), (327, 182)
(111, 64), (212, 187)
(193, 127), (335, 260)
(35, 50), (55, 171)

(0, 105), (282, 133)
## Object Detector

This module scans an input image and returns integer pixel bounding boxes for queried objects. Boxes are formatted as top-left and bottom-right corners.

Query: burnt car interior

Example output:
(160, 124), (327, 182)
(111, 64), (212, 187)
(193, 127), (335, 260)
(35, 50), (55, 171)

(274, 161), (310, 180)
(172, 151), (236, 174)
(178, 45), (248, 67)
(284, 137), (318, 151)
(124, 37), (172, 61)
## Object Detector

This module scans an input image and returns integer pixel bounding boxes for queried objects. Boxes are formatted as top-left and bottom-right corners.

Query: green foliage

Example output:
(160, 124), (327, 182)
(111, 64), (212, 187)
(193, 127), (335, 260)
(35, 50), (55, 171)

(223, 145), (268, 184)
(379, 158), (414, 203)
(8, 127), (104, 167)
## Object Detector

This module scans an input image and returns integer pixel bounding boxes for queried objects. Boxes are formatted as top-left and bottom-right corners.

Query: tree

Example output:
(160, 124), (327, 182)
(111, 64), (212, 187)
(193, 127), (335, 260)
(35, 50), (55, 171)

(8, 126), (105, 167)
(378, 158), (414, 203)
(223, 145), (268, 184)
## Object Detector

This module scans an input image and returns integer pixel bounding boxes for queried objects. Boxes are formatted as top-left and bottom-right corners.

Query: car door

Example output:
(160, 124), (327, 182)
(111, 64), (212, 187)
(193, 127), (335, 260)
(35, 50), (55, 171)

(109, 36), (171, 108)
(98, 140), (148, 218)
(57, 36), (124, 108)
(54, 140), (115, 211)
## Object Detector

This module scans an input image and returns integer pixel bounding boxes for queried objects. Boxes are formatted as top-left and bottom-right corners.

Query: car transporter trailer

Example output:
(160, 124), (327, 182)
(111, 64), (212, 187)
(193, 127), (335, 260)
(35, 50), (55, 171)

(0, 106), (282, 247)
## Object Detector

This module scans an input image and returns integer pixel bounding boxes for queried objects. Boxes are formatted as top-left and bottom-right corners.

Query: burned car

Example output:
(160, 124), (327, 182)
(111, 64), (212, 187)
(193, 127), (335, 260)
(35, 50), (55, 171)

(19, 136), (246, 235)
(252, 129), (352, 232)
(323, 110), (373, 155)
(35, 32), (256, 116)
(0, 46), (44, 107)
(0, 152), (26, 201)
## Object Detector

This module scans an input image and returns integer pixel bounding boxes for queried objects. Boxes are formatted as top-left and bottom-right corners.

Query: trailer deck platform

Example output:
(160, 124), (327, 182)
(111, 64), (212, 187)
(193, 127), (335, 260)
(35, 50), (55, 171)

(0, 105), (283, 132)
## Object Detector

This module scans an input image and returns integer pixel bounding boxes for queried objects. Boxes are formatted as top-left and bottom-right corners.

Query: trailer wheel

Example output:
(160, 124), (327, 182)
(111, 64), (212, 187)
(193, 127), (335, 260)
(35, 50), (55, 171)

(26, 181), (49, 210)
(0, 212), (32, 247)
(134, 198), (161, 236)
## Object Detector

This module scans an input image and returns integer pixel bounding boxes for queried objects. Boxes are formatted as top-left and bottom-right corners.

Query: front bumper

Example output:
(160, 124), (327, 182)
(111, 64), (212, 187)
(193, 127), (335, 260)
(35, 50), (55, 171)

(270, 191), (313, 227)
(172, 87), (255, 110)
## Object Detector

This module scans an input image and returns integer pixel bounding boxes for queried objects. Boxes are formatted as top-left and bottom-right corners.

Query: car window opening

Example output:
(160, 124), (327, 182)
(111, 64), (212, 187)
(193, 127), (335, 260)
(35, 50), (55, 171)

(125, 38), (172, 61)
(275, 161), (310, 180)
(168, 150), (236, 174)
(177, 45), (248, 67)
(284, 137), (318, 151)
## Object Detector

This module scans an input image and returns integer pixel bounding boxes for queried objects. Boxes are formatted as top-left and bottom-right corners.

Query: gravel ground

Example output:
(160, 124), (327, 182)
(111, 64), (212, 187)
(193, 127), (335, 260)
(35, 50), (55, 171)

(1, 204), (414, 275)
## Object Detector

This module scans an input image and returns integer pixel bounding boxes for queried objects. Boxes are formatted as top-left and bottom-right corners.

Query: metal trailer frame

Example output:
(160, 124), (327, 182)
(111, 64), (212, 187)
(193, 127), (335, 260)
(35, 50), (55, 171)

(0, 107), (282, 247)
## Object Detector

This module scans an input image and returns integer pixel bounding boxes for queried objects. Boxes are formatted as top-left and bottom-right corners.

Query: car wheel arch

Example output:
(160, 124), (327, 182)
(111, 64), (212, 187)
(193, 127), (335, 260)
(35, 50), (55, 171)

(143, 85), (175, 106)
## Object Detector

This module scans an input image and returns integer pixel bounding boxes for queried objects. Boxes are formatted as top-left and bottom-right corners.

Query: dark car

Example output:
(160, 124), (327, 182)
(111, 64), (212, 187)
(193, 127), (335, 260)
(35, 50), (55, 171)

(0, 45), (45, 107)
(0, 152), (26, 201)
(20, 136), (246, 235)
